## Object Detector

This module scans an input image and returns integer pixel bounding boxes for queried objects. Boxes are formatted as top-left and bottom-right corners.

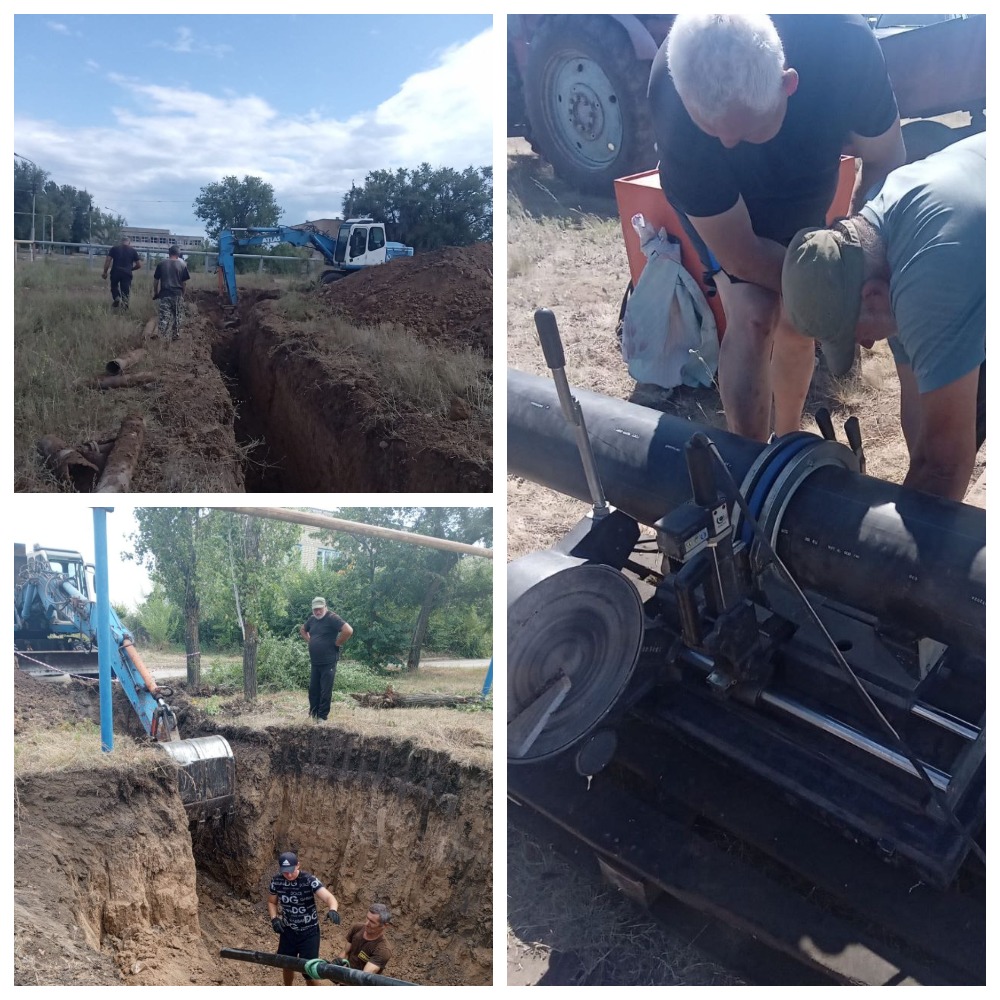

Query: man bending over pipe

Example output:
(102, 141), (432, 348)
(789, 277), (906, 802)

(782, 132), (985, 502)
(649, 14), (904, 440)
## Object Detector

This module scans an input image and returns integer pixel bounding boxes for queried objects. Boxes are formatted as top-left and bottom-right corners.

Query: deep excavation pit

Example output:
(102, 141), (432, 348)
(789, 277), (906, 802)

(13, 676), (492, 986)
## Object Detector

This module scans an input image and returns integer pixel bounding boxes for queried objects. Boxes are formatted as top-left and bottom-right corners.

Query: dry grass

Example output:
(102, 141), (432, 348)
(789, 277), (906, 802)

(14, 260), (234, 490)
(269, 295), (492, 423)
(507, 826), (744, 986)
(187, 663), (492, 770)
(13, 721), (162, 779)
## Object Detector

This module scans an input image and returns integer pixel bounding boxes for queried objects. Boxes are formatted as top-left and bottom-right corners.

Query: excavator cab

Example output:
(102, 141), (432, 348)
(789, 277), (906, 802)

(333, 218), (387, 269)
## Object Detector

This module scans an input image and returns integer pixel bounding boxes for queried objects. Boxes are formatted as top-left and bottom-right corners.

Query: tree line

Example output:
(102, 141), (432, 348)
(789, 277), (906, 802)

(14, 157), (492, 252)
(124, 508), (492, 701)
(14, 158), (126, 245)
(194, 164), (492, 250)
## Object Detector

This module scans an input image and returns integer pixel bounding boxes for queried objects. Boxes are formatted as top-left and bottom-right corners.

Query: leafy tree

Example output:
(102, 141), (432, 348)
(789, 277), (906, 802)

(14, 159), (47, 242)
(310, 507), (492, 671)
(193, 175), (283, 241)
(14, 159), (125, 245)
(198, 511), (300, 701)
(129, 509), (206, 684)
(341, 164), (492, 250)
(134, 586), (181, 649)
(397, 508), (492, 671)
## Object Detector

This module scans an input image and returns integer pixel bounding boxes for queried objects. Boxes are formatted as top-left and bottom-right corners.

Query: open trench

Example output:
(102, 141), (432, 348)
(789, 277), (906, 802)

(193, 290), (491, 493)
(13, 700), (492, 986)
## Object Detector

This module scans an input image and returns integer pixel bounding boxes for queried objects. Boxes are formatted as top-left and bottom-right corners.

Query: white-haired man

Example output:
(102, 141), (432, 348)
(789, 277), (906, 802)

(648, 14), (905, 441)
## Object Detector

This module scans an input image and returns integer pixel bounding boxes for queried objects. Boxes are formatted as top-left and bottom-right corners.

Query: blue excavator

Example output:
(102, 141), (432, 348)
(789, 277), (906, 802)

(217, 219), (414, 305)
(14, 543), (235, 823)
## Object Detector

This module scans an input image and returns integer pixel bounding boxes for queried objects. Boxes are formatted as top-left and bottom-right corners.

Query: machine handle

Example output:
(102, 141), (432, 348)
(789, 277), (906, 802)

(534, 308), (566, 370)
(844, 416), (866, 474)
(814, 407), (837, 441)
(686, 433), (717, 508)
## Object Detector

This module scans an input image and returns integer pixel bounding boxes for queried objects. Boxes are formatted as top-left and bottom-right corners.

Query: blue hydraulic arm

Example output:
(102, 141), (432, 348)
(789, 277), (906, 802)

(217, 226), (339, 305)
(17, 556), (180, 741)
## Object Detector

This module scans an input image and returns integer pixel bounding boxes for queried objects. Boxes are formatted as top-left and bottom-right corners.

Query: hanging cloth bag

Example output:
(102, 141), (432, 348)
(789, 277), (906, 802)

(620, 213), (718, 390)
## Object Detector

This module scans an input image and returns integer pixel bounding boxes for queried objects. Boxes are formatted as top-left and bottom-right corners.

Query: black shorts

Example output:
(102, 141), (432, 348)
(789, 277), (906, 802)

(278, 923), (320, 961)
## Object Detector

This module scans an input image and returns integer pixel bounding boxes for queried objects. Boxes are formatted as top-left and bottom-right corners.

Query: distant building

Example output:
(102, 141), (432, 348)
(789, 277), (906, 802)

(297, 528), (343, 571)
(294, 510), (345, 570)
(121, 226), (205, 252)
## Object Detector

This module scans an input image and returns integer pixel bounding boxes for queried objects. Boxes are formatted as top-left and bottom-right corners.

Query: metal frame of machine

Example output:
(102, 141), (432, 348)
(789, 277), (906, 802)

(507, 311), (985, 982)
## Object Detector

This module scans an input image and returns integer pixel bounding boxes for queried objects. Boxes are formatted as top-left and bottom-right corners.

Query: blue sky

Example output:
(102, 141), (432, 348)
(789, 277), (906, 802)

(14, 14), (494, 238)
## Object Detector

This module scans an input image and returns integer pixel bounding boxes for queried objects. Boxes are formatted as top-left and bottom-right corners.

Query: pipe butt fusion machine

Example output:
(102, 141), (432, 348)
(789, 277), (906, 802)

(508, 310), (985, 888)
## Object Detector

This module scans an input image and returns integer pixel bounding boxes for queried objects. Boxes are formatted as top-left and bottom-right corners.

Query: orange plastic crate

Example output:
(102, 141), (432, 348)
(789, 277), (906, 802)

(613, 156), (857, 339)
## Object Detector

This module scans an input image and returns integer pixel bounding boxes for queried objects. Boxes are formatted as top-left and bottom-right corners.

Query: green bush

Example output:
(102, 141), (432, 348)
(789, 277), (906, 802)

(202, 632), (384, 696)
(136, 591), (180, 649)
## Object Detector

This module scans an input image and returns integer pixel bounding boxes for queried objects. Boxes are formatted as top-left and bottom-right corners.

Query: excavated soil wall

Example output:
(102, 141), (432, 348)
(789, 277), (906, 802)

(233, 307), (491, 492)
(15, 715), (492, 986)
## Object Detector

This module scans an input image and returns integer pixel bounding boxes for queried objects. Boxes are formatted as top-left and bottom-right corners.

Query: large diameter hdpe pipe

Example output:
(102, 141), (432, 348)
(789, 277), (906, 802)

(219, 948), (416, 986)
(508, 369), (985, 655)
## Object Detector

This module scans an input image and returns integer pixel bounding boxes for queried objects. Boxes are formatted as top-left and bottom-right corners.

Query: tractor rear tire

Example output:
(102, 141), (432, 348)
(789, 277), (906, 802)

(523, 15), (656, 196)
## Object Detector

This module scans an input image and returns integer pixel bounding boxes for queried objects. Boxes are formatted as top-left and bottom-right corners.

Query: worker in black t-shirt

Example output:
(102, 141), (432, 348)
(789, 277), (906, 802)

(299, 596), (353, 720)
(648, 14), (905, 442)
(268, 851), (341, 986)
(101, 235), (142, 310)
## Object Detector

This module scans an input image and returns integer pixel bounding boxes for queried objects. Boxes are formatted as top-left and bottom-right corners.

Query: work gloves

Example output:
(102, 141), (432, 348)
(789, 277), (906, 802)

(271, 917), (283, 934)
(326, 910), (341, 925)
(332, 958), (350, 968)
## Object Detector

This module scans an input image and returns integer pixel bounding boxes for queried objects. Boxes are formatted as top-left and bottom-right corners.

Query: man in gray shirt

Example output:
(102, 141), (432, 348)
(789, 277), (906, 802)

(152, 245), (191, 341)
(781, 132), (985, 501)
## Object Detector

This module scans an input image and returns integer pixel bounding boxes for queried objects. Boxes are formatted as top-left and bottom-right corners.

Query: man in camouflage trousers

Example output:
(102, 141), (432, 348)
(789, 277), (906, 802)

(152, 245), (191, 341)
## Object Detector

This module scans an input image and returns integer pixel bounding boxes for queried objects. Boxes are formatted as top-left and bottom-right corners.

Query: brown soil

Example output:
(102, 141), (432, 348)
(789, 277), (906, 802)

(14, 670), (492, 987)
(34, 243), (493, 493)
(319, 242), (493, 359)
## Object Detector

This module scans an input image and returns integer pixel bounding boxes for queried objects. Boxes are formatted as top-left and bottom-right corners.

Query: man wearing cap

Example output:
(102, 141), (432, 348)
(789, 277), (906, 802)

(102, 235), (142, 310)
(782, 132), (985, 502)
(649, 14), (905, 440)
(152, 245), (191, 342)
(338, 903), (393, 975)
(299, 597), (353, 721)
(268, 851), (341, 985)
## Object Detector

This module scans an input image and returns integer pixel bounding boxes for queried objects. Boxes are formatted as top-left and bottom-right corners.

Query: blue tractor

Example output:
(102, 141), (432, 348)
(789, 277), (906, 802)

(217, 219), (414, 305)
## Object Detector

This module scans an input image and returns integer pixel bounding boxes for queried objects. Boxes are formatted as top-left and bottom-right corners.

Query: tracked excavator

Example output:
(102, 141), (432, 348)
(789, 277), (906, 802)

(14, 543), (235, 823)
(217, 220), (414, 306)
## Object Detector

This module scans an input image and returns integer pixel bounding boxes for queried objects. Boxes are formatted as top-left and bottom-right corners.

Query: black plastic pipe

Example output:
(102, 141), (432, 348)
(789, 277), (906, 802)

(508, 368), (985, 655)
(219, 948), (416, 985)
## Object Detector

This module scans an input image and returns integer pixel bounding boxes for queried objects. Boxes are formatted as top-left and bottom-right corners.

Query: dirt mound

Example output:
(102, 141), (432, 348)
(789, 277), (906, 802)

(320, 243), (493, 357)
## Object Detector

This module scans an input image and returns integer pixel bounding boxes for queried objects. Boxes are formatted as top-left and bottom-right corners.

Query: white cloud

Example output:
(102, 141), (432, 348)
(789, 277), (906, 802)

(46, 21), (70, 34)
(15, 27), (494, 236)
(152, 25), (232, 59)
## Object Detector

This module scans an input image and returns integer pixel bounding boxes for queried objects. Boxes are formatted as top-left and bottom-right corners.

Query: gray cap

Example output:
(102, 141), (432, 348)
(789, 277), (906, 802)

(782, 220), (865, 377)
(311, 596), (327, 609)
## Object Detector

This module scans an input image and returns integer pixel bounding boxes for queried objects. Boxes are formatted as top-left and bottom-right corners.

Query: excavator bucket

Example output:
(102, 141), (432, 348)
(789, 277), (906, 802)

(160, 735), (236, 823)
